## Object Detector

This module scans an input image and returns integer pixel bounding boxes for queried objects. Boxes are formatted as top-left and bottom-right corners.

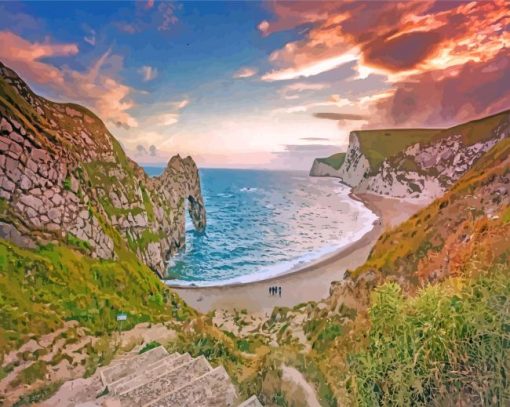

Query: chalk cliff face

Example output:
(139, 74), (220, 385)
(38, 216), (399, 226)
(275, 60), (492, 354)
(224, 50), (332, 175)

(0, 62), (205, 277)
(309, 153), (346, 178)
(309, 159), (342, 178)
(314, 111), (510, 203)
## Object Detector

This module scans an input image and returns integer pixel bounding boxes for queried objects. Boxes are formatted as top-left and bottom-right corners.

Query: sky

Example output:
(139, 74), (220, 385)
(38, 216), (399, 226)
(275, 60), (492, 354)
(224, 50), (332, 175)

(0, 1), (508, 169)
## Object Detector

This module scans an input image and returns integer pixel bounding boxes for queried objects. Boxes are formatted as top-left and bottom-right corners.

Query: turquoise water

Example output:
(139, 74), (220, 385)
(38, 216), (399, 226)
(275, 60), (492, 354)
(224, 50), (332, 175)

(144, 168), (377, 286)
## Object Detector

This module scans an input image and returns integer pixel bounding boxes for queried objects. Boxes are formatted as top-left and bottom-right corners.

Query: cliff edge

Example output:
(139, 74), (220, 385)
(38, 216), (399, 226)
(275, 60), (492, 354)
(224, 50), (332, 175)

(310, 111), (510, 203)
(0, 61), (205, 277)
(309, 152), (345, 177)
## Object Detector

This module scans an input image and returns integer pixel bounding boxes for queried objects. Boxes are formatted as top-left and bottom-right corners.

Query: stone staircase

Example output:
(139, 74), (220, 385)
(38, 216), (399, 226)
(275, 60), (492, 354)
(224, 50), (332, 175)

(93, 346), (262, 407)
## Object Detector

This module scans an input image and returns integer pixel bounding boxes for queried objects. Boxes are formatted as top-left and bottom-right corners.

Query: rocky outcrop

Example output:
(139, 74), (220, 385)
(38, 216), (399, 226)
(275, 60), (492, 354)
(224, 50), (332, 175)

(309, 159), (342, 177)
(317, 111), (510, 203)
(0, 61), (205, 277)
(309, 153), (346, 178)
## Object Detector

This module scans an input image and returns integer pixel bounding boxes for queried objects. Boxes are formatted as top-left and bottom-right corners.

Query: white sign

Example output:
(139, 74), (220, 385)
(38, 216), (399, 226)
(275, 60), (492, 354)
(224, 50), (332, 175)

(117, 313), (128, 321)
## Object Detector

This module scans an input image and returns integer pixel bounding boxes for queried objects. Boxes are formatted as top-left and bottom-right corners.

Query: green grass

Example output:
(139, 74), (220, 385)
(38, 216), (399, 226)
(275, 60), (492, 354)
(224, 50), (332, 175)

(12, 381), (62, 406)
(141, 186), (156, 223)
(438, 109), (509, 145)
(348, 269), (510, 406)
(63, 176), (72, 191)
(317, 153), (346, 170)
(139, 341), (161, 354)
(356, 129), (439, 172)
(65, 233), (91, 254)
(0, 239), (194, 354)
(353, 108), (509, 173)
(313, 321), (343, 353)
(12, 361), (47, 386)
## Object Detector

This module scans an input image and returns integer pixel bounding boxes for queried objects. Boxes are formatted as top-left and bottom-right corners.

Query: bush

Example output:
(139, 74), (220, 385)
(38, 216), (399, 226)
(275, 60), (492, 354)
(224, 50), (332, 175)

(313, 322), (343, 352)
(13, 361), (47, 386)
(348, 270), (510, 406)
(13, 382), (62, 406)
(139, 341), (161, 354)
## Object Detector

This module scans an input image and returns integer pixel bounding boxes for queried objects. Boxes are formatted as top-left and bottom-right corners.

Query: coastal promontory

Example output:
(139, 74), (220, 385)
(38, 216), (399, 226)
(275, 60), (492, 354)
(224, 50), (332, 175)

(0, 61), (205, 277)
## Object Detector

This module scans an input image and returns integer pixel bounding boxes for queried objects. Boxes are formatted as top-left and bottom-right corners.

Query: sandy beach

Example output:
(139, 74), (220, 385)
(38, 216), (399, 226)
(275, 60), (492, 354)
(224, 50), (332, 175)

(173, 192), (424, 314)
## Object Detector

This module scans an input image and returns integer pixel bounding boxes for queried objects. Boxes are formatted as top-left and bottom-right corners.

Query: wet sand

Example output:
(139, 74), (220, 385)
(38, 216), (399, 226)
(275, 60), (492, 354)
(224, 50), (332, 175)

(173, 193), (424, 314)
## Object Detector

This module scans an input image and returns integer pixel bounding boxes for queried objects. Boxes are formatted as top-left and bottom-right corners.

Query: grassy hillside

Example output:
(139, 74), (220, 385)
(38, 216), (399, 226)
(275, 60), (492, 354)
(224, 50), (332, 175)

(355, 109), (509, 172)
(352, 137), (510, 284)
(356, 129), (439, 172)
(307, 136), (510, 405)
(317, 153), (346, 170)
(0, 235), (194, 355)
(350, 267), (510, 406)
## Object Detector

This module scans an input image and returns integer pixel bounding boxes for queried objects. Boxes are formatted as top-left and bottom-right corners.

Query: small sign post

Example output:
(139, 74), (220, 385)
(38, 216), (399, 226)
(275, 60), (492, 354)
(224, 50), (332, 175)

(117, 313), (128, 333)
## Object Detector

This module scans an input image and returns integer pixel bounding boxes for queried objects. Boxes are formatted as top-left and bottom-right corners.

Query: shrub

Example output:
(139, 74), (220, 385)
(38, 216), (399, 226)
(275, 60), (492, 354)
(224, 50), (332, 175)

(13, 382), (62, 406)
(139, 341), (161, 354)
(348, 270), (510, 406)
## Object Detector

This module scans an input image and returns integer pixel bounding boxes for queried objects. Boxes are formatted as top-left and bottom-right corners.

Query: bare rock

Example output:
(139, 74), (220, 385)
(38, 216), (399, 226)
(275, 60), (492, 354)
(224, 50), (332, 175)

(0, 222), (36, 249)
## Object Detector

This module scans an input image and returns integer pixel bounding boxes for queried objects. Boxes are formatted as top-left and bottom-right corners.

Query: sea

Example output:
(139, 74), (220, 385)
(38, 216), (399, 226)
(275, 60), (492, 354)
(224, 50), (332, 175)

(143, 167), (378, 287)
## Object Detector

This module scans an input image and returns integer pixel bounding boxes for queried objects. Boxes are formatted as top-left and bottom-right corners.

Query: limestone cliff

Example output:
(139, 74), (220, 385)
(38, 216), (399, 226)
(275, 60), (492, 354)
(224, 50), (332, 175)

(313, 111), (510, 203)
(309, 152), (345, 177)
(0, 62), (205, 277)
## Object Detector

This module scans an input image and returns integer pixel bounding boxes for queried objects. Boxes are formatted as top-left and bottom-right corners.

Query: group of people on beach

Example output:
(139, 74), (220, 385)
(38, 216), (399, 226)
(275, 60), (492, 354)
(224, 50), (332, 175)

(269, 286), (282, 297)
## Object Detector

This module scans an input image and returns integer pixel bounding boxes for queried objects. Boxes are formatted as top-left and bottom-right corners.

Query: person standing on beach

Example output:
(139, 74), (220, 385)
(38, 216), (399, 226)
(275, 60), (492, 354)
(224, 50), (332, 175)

(279, 286), (281, 297)
(268, 286), (271, 296)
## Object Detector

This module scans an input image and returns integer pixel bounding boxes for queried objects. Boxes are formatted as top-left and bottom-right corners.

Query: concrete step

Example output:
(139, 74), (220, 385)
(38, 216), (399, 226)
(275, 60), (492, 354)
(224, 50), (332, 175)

(112, 353), (192, 396)
(109, 353), (182, 394)
(144, 365), (237, 407)
(100, 346), (169, 386)
(238, 395), (263, 407)
(120, 355), (211, 406)
(109, 347), (142, 365)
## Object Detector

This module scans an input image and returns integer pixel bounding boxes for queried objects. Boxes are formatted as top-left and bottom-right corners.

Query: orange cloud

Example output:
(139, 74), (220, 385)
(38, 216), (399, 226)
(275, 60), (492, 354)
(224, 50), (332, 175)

(262, 0), (510, 126)
(0, 31), (137, 128)
(0, 31), (78, 85)
(261, 1), (508, 78)
(371, 49), (510, 128)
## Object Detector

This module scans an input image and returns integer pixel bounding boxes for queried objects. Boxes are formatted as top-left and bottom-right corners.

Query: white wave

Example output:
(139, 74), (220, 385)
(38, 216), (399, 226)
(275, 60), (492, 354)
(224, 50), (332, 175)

(165, 195), (378, 288)
(165, 175), (379, 288)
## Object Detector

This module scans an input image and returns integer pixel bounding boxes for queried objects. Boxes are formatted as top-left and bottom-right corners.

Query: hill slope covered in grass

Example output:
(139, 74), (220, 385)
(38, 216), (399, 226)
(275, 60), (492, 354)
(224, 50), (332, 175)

(309, 153), (346, 177)
(311, 136), (510, 405)
(143, 123), (510, 407)
(0, 62), (205, 404)
(317, 153), (346, 170)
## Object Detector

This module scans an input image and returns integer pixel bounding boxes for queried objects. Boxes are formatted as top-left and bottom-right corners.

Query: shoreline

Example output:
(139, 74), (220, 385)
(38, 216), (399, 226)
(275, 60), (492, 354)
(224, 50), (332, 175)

(166, 182), (378, 289)
(173, 191), (424, 313)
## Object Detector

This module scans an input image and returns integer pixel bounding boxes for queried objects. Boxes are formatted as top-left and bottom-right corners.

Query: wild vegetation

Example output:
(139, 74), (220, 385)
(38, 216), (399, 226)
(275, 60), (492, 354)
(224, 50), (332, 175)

(1, 61), (509, 405)
(0, 238), (194, 355)
(349, 268), (510, 406)
(163, 134), (510, 406)
(317, 153), (346, 170)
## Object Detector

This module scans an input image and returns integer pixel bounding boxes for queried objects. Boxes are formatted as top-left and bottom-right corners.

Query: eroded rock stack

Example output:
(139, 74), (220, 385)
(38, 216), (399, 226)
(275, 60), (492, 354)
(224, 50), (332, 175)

(0, 61), (205, 276)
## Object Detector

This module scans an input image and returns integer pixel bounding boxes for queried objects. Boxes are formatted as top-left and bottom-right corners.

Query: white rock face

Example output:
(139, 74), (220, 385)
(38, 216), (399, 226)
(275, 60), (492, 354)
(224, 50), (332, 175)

(336, 133), (370, 187)
(322, 114), (510, 203)
(309, 160), (342, 177)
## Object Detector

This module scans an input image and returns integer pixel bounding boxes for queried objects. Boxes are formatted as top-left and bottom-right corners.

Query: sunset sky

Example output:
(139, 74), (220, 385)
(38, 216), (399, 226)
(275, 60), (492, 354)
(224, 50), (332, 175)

(0, 1), (508, 169)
